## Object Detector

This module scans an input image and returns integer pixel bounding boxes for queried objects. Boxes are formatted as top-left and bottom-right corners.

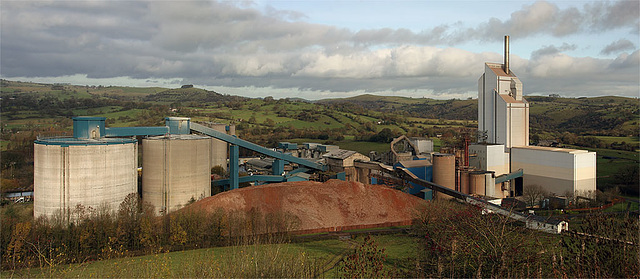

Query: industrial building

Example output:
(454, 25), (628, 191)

(34, 117), (138, 221)
(511, 146), (596, 197)
(31, 35), (578, 234)
(473, 36), (596, 199)
(323, 149), (370, 181)
(142, 134), (212, 213)
(33, 117), (328, 220)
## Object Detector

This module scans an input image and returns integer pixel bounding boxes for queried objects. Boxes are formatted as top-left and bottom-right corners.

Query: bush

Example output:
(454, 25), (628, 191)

(338, 235), (388, 278)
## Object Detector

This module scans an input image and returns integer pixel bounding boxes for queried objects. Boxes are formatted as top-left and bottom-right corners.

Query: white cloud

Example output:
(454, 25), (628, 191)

(0, 0), (638, 99)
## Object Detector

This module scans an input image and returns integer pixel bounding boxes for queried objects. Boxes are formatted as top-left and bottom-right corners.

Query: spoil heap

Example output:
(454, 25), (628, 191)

(188, 180), (427, 233)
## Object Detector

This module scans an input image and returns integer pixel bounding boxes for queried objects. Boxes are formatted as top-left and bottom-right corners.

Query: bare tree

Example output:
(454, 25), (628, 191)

(522, 184), (548, 208)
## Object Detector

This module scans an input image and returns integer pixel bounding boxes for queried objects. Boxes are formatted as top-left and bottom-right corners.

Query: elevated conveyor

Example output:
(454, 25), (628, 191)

(190, 122), (326, 189)
(365, 162), (567, 234)
(191, 123), (326, 171)
(495, 168), (523, 184)
(395, 166), (566, 233)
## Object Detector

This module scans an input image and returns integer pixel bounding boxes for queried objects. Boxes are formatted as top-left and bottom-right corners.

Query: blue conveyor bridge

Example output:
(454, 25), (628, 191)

(100, 117), (326, 190)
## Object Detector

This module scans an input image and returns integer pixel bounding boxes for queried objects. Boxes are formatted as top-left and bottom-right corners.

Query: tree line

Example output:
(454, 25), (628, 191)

(1, 194), (299, 271)
(412, 199), (639, 278)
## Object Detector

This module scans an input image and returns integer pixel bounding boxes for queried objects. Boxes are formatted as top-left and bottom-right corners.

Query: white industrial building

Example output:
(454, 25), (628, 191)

(511, 146), (596, 197)
(477, 36), (529, 150)
(473, 36), (596, 199)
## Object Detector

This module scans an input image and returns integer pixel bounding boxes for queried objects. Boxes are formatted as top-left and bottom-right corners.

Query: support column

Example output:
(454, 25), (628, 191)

(229, 145), (239, 190)
(272, 159), (285, 176)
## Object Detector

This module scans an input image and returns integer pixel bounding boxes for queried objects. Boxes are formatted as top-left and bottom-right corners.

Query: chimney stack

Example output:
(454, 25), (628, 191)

(504, 35), (510, 75)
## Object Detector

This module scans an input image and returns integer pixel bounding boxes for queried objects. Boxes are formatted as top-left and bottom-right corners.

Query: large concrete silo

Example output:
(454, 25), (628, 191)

(142, 134), (211, 214)
(460, 168), (470, 195)
(34, 117), (138, 221)
(209, 123), (231, 171)
(432, 153), (455, 199)
(469, 171), (486, 196)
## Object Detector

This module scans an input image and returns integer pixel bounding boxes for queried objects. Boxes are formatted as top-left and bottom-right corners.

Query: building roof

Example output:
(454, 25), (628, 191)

(34, 137), (137, 146)
(323, 149), (357, 160)
(512, 146), (590, 154)
(487, 63), (516, 77)
(498, 93), (526, 104)
(246, 158), (274, 169)
(147, 134), (209, 140)
(397, 160), (432, 168)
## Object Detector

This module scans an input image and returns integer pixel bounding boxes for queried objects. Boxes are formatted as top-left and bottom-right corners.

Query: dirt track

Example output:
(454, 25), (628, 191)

(189, 180), (428, 233)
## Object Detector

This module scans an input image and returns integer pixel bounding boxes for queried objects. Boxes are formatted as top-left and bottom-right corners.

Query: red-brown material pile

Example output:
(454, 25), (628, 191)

(188, 179), (427, 233)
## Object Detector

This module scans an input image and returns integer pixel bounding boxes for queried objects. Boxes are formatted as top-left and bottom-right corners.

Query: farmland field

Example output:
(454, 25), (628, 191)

(2, 234), (419, 278)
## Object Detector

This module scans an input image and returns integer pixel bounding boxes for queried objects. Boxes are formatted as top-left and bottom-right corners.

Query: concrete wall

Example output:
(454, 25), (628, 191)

(342, 153), (370, 167)
(143, 135), (211, 214)
(469, 144), (509, 176)
(511, 147), (596, 197)
(478, 63), (529, 149)
(209, 124), (229, 171)
(34, 142), (138, 220)
(410, 138), (433, 154)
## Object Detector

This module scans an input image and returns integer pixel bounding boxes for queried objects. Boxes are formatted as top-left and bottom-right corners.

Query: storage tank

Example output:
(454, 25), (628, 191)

(143, 134), (211, 214)
(460, 169), (470, 194)
(432, 153), (455, 199)
(470, 171), (486, 196)
(227, 124), (236, 137)
(34, 117), (138, 221)
(209, 123), (229, 171)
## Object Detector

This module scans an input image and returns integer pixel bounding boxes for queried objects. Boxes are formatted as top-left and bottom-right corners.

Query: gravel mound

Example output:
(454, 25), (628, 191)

(187, 179), (427, 233)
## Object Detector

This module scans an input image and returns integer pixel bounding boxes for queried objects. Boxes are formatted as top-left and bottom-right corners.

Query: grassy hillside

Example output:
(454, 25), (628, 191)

(319, 94), (477, 120)
(320, 94), (638, 137)
(526, 96), (638, 136)
(3, 234), (419, 278)
(1, 79), (637, 192)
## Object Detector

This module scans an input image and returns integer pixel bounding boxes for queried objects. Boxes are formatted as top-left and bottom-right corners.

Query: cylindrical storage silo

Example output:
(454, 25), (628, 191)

(460, 169), (470, 194)
(227, 124), (236, 137)
(34, 138), (138, 221)
(143, 134), (211, 214)
(432, 153), (455, 199)
(209, 123), (229, 171)
(470, 171), (486, 196)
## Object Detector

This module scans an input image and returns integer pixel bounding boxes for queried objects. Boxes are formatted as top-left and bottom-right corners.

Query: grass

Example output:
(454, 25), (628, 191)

(594, 135), (639, 146)
(603, 200), (639, 213)
(3, 234), (419, 278)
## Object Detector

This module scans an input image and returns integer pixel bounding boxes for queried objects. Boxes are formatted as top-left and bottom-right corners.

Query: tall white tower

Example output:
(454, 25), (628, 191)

(477, 35), (529, 149)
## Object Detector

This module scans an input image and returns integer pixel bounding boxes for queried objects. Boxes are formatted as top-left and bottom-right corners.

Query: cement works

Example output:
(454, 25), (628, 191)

(32, 36), (595, 234)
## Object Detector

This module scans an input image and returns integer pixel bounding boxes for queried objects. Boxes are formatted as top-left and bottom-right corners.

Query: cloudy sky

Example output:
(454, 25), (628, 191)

(1, 0), (638, 100)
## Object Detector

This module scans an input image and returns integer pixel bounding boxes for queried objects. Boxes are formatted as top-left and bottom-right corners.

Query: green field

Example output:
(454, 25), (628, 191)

(3, 234), (418, 278)
(595, 135), (640, 149)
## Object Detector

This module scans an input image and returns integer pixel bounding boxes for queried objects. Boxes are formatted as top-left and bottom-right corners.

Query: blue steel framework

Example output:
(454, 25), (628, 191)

(96, 117), (326, 190)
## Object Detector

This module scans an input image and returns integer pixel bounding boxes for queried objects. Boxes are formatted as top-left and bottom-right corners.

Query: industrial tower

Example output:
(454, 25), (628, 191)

(477, 35), (529, 149)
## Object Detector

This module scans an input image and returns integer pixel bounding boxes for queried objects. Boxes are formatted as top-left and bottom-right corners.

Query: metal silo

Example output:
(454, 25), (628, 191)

(142, 134), (211, 214)
(209, 123), (229, 171)
(432, 153), (455, 199)
(460, 169), (470, 194)
(34, 117), (138, 221)
(470, 171), (486, 196)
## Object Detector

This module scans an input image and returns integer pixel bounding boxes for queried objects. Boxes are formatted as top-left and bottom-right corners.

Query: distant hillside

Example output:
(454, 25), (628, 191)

(320, 94), (639, 136)
(319, 94), (477, 120)
(526, 96), (638, 136)
(143, 87), (247, 104)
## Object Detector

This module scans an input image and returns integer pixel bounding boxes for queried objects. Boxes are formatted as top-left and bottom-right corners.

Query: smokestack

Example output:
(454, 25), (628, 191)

(504, 35), (510, 75)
